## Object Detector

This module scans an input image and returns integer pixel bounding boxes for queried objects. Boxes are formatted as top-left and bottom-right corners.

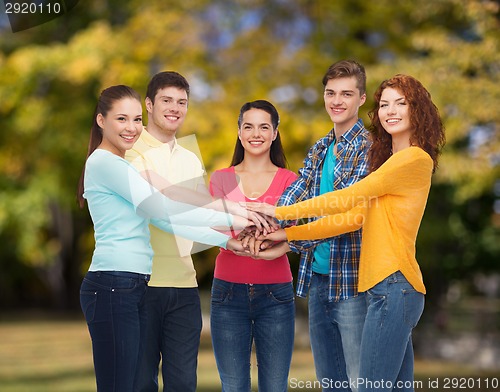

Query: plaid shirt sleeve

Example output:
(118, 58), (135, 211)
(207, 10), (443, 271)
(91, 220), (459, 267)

(277, 136), (332, 253)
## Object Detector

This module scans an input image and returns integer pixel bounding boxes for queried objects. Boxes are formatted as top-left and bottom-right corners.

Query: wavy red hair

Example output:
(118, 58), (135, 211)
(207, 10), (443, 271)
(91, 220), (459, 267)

(367, 74), (445, 173)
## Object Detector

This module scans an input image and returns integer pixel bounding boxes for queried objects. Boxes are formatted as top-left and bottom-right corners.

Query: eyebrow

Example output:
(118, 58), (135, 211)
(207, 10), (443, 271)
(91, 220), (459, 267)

(242, 122), (271, 127)
(380, 97), (405, 103)
(158, 95), (188, 102)
(325, 88), (355, 93)
(115, 113), (142, 117)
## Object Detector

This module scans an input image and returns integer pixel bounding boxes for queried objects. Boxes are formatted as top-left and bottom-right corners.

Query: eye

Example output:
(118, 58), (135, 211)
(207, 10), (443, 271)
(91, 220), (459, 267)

(134, 117), (143, 122)
(117, 116), (126, 121)
(179, 101), (187, 107)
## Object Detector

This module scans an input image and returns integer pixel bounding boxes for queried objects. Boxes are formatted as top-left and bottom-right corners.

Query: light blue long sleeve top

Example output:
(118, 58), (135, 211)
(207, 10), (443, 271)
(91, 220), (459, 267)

(83, 149), (232, 274)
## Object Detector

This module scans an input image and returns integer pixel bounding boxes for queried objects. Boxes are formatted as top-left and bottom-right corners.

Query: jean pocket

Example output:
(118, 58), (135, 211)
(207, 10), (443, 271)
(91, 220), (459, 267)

(80, 289), (98, 323)
(211, 282), (230, 304)
(403, 288), (424, 328)
(269, 283), (295, 304)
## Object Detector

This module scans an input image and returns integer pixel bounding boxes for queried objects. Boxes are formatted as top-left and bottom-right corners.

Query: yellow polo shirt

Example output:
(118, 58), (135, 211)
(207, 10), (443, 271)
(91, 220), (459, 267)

(125, 129), (206, 287)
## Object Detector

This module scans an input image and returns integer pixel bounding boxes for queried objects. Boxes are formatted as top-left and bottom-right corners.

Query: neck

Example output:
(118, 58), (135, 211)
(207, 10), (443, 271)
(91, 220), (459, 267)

(145, 123), (176, 147)
(236, 155), (277, 173)
(391, 135), (412, 154)
(333, 118), (358, 140)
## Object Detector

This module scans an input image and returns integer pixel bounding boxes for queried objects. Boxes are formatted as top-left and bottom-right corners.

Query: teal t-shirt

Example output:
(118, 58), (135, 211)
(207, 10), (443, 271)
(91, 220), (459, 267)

(312, 142), (336, 274)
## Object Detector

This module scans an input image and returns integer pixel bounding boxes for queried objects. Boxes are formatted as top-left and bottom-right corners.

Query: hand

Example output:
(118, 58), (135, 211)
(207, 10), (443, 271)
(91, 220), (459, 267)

(248, 241), (290, 260)
(257, 228), (287, 242)
(226, 238), (245, 253)
(241, 201), (277, 218)
(225, 200), (278, 235)
(230, 215), (254, 231)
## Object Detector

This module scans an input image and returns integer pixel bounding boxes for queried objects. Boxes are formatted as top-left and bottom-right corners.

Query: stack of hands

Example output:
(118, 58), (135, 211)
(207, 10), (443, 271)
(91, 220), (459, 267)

(224, 201), (289, 260)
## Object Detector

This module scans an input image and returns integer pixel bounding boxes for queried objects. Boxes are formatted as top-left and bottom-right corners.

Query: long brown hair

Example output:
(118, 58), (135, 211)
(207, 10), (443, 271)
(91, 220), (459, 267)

(367, 74), (446, 173)
(230, 100), (288, 168)
(76, 85), (141, 208)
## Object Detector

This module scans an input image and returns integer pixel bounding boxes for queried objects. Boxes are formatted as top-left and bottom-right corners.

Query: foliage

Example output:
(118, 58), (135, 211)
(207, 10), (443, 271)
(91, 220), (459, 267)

(0, 0), (498, 308)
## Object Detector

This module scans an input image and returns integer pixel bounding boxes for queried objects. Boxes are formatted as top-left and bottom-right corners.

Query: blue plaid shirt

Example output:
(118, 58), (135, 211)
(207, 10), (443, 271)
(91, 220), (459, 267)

(278, 119), (370, 301)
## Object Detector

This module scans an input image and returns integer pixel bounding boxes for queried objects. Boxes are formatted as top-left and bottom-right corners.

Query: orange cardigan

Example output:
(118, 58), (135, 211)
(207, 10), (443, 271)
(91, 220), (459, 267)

(277, 147), (433, 294)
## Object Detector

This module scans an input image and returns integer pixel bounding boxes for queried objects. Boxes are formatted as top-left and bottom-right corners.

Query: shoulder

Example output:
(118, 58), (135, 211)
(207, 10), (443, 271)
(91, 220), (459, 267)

(210, 167), (235, 182)
(212, 167), (234, 175)
(86, 150), (133, 180)
(384, 147), (433, 176)
(400, 146), (432, 163)
(278, 167), (298, 181)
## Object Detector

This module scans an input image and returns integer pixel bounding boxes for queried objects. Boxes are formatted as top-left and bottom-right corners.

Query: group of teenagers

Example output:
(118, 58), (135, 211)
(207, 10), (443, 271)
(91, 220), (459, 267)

(76, 59), (446, 392)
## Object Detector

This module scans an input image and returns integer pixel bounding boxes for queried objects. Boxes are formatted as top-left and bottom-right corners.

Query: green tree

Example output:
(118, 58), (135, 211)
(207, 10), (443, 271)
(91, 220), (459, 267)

(0, 0), (498, 309)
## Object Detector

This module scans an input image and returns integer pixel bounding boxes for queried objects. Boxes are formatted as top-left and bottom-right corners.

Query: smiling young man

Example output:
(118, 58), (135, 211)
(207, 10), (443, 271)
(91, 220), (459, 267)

(125, 71), (207, 392)
(277, 60), (370, 392)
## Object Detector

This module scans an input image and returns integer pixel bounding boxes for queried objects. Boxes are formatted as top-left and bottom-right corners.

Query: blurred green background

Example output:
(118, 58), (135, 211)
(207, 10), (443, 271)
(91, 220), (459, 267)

(0, 0), (499, 390)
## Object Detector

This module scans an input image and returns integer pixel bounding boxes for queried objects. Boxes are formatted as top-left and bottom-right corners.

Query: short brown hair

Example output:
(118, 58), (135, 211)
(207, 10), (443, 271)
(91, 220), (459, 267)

(322, 60), (366, 95)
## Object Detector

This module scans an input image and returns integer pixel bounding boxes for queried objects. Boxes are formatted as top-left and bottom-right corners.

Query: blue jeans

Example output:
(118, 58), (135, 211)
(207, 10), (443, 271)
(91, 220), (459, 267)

(210, 278), (295, 392)
(308, 273), (367, 392)
(80, 271), (150, 392)
(134, 287), (202, 392)
(358, 271), (425, 392)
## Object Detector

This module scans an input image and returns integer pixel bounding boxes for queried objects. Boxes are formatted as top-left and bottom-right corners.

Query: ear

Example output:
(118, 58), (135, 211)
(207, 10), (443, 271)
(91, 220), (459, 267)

(359, 93), (367, 106)
(145, 97), (153, 114)
(237, 128), (242, 141)
(96, 113), (105, 129)
(272, 129), (278, 141)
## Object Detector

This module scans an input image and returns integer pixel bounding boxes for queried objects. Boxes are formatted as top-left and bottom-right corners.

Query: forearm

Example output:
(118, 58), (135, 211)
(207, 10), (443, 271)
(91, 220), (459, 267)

(151, 219), (231, 249)
(284, 203), (367, 241)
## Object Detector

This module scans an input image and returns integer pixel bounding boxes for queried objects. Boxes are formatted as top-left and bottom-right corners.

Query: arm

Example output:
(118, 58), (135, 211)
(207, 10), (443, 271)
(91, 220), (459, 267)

(150, 219), (231, 248)
(275, 148), (432, 221)
(254, 202), (367, 243)
(143, 169), (275, 233)
(96, 153), (239, 229)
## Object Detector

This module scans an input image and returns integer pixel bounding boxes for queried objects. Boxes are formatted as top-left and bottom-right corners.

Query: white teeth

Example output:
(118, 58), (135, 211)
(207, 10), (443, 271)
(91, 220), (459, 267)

(121, 135), (135, 141)
(387, 119), (400, 124)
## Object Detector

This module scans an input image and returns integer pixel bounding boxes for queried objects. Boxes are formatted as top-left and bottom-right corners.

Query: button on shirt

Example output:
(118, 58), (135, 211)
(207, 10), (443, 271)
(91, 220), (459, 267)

(277, 119), (370, 301)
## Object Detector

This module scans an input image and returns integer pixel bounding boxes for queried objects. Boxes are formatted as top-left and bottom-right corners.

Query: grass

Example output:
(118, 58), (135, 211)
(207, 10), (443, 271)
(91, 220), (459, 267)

(0, 315), (498, 391)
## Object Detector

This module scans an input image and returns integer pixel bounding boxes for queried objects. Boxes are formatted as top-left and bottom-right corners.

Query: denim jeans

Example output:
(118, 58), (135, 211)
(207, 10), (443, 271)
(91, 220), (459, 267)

(80, 271), (150, 392)
(358, 271), (425, 392)
(134, 287), (202, 392)
(308, 273), (367, 392)
(210, 278), (295, 392)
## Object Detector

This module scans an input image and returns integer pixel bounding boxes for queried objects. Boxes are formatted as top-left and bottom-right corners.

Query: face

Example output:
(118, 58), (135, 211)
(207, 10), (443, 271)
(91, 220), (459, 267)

(97, 97), (143, 157)
(146, 86), (188, 136)
(324, 76), (366, 133)
(378, 87), (413, 142)
(238, 108), (277, 157)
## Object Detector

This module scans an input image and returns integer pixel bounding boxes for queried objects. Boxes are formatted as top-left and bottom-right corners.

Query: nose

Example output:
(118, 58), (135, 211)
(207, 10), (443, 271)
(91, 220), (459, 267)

(387, 104), (397, 115)
(125, 119), (137, 130)
(331, 94), (342, 105)
(250, 127), (261, 137)
(166, 101), (182, 112)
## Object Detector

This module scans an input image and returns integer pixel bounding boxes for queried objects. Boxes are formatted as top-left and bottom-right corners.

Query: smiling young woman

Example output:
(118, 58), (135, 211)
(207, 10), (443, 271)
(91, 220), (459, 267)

(76, 85), (246, 392)
(245, 74), (446, 392)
